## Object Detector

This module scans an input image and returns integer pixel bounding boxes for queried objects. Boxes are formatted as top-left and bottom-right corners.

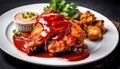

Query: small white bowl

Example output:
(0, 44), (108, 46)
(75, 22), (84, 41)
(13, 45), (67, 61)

(14, 21), (34, 32)
(13, 11), (39, 32)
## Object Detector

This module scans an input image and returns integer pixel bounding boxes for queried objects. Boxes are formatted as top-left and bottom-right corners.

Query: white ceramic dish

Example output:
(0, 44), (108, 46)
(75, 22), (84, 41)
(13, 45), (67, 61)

(14, 20), (34, 32)
(13, 11), (39, 32)
(0, 3), (119, 66)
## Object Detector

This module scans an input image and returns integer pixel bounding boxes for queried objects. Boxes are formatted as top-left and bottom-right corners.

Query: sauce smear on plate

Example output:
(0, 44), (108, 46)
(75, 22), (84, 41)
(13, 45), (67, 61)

(13, 33), (89, 61)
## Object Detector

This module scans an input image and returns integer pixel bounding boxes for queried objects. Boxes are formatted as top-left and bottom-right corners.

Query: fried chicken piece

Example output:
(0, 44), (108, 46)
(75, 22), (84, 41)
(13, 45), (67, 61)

(25, 9), (87, 54)
(70, 22), (86, 47)
(80, 11), (96, 25)
(47, 21), (86, 54)
(87, 26), (101, 40)
(47, 40), (70, 54)
(65, 20), (86, 47)
(24, 10), (58, 54)
(63, 35), (76, 46)
(25, 23), (44, 54)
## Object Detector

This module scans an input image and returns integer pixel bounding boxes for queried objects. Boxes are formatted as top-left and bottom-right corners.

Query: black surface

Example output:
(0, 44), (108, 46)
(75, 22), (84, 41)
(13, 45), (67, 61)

(0, 0), (120, 69)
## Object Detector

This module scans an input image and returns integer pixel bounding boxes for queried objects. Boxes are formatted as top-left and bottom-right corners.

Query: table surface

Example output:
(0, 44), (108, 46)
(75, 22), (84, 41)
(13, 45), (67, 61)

(0, 0), (120, 69)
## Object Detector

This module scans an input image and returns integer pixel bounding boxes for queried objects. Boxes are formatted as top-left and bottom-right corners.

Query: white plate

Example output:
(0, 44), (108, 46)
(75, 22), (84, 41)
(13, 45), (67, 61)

(0, 3), (119, 66)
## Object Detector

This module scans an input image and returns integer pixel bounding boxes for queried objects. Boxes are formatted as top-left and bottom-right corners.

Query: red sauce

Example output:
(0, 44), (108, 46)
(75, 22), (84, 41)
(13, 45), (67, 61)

(36, 13), (71, 43)
(13, 33), (89, 61)
(13, 33), (31, 52)
(13, 12), (89, 61)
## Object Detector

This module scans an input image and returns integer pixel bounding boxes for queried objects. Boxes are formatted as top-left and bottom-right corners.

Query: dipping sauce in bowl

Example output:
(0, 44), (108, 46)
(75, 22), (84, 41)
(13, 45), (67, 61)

(14, 11), (39, 32)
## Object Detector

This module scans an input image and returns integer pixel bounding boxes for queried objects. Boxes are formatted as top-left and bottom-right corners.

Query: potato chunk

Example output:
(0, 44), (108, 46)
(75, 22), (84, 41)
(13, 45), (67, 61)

(87, 26), (101, 40)
(80, 11), (96, 25)
(93, 20), (105, 32)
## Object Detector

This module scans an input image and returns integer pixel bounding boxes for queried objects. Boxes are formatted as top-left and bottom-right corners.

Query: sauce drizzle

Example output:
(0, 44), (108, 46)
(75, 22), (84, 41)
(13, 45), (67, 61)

(37, 13), (71, 43)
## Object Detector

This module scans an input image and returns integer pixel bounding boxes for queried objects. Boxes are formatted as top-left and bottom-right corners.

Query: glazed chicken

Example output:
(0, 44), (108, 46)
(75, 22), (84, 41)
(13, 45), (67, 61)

(24, 10), (86, 54)
(25, 23), (44, 54)
(48, 21), (86, 54)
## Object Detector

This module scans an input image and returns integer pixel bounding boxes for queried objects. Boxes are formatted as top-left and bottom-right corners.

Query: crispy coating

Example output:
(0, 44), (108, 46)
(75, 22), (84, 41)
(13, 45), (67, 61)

(93, 20), (105, 32)
(71, 11), (104, 41)
(47, 40), (69, 54)
(63, 35), (76, 46)
(25, 23), (44, 54)
(87, 26), (101, 40)
(80, 11), (96, 25)
(70, 21), (86, 47)
(47, 21), (86, 54)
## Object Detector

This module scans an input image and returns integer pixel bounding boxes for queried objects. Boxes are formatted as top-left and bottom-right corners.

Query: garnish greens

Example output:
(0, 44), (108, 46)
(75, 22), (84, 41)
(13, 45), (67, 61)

(22, 12), (35, 19)
(13, 29), (22, 36)
(44, 0), (79, 19)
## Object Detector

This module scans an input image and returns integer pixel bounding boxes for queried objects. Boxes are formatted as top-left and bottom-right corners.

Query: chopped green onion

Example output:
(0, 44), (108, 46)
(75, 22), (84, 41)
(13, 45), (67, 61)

(22, 13), (27, 19)
(23, 16), (27, 19)
(13, 29), (22, 36)
(29, 15), (32, 18)
(22, 12), (35, 18)
(26, 12), (30, 15)
(13, 29), (16, 33)
(31, 12), (35, 16)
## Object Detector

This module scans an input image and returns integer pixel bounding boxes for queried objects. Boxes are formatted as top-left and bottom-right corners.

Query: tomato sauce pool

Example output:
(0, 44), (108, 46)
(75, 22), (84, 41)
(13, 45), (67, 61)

(13, 33), (89, 61)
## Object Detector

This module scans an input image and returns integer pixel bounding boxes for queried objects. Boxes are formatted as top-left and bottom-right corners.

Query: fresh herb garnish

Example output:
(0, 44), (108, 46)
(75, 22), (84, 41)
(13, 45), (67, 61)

(44, 0), (79, 19)
(13, 29), (22, 36)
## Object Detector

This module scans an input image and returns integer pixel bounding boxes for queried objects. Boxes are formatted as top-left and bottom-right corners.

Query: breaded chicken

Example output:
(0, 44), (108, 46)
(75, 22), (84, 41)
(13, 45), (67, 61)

(47, 40), (70, 54)
(25, 23), (44, 54)
(47, 21), (86, 54)
(25, 9), (87, 55)
(70, 21), (86, 47)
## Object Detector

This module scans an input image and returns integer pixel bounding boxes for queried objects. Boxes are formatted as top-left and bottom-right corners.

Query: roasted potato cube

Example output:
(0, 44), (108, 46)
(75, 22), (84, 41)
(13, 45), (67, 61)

(80, 11), (96, 25)
(93, 20), (105, 32)
(87, 26), (101, 40)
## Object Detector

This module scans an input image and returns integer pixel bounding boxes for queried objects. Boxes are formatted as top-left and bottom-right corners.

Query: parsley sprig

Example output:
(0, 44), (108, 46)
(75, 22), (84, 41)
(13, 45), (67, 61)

(44, 0), (79, 19)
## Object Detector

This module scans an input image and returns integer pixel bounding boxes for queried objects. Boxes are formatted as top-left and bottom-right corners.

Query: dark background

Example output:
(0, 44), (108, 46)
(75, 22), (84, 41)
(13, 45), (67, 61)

(0, 0), (120, 69)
